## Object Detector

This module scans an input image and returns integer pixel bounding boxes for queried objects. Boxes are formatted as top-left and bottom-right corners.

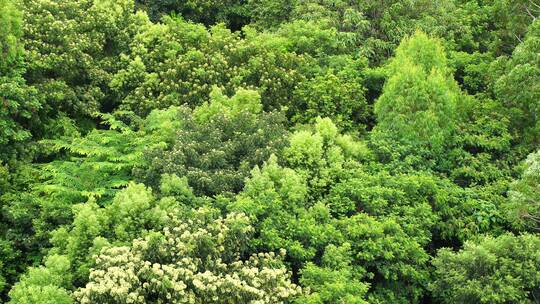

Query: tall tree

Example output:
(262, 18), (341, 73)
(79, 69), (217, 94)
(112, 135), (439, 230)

(0, 0), (39, 162)
(494, 19), (540, 148)
(371, 31), (462, 170)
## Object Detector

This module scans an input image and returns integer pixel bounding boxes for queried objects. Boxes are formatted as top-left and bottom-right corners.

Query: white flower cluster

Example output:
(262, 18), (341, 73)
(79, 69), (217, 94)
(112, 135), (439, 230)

(76, 208), (301, 303)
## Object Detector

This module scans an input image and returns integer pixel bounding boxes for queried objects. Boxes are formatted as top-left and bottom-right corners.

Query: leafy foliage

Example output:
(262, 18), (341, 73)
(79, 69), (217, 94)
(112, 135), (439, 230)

(138, 88), (287, 197)
(3, 0), (540, 303)
(135, 0), (249, 28)
(75, 208), (301, 303)
(249, 0), (465, 61)
(290, 58), (368, 131)
(0, 0), (40, 162)
(494, 19), (540, 148)
(506, 150), (540, 231)
(8, 255), (73, 304)
(22, 0), (148, 117)
(431, 233), (540, 304)
(283, 117), (371, 201)
(230, 120), (429, 303)
(9, 180), (193, 300)
(111, 16), (314, 116)
(371, 31), (462, 170)
(0, 0), (23, 73)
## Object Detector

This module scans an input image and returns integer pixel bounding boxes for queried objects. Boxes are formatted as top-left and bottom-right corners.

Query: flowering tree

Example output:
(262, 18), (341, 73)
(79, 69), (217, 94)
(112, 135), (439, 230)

(75, 208), (301, 303)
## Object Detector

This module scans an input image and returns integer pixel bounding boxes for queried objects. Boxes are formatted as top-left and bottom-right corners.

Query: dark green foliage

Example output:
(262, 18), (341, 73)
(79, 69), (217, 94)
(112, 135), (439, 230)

(248, 0), (477, 64)
(328, 171), (438, 245)
(0, 163), (38, 299)
(137, 89), (288, 197)
(449, 96), (514, 187)
(136, 0), (250, 29)
(490, 0), (540, 55)
(431, 179), (508, 243)
(0, 75), (40, 162)
(450, 51), (494, 95)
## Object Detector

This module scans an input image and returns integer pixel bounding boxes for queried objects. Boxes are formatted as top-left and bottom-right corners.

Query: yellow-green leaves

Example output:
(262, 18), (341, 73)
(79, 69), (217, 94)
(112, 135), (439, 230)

(22, 0), (148, 116)
(8, 255), (73, 304)
(372, 31), (461, 170)
(389, 31), (449, 75)
(284, 118), (368, 200)
(0, 0), (23, 73)
(194, 87), (262, 123)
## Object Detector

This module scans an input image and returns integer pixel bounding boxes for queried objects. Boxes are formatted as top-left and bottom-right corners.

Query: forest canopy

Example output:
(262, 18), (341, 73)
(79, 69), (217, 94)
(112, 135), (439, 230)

(1, 0), (540, 303)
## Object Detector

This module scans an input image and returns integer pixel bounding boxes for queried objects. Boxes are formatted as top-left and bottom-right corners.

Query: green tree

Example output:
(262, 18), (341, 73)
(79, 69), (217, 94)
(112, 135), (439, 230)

(431, 233), (540, 304)
(506, 150), (540, 231)
(8, 255), (73, 304)
(6, 1), (540, 303)
(291, 57), (368, 131)
(75, 208), (301, 303)
(0, 1), (41, 297)
(327, 171), (438, 245)
(0, 0), (23, 73)
(0, 163), (42, 299)
(135, 0), (249, 29)
(112, 17), (315, 116)
(494, 19), (540, 148)
(490, 0), (540, 55)
(0, 0), (40, 162)
(21, 107), (182, 250)
(297, 243), (369, 304)
(449, 96), (513, 187)
(137, 88), (288, 197)
(0, 107), (182, 299)
(249, 0), (478, 64)
(0, 77), (39, 162)
(371, 31), (462, 170)
(231, 120), (428, 303)
(22, 0), (149, 118)
(8, 179), (204, 302)
(283, 117), (371, 201)
(48, 180), (202, 287)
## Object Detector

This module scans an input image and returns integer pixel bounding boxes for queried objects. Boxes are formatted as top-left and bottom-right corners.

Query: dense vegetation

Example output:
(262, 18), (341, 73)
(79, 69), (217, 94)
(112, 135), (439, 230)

(1, 0), (540, 303)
